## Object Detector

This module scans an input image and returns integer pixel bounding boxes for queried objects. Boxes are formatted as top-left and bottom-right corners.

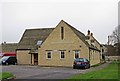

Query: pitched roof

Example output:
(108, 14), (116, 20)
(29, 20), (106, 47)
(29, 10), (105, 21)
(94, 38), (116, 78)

(61, 20), (90, 46)
(18, 28), (54, 49)
(61, 20), (100, 51)
(18, 20), (101, 52)
(1, 43), (18, 52)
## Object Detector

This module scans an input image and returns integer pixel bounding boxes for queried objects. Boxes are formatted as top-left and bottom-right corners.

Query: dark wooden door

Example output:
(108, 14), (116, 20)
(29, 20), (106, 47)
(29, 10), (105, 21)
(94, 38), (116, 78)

(34, 54), (38, 65)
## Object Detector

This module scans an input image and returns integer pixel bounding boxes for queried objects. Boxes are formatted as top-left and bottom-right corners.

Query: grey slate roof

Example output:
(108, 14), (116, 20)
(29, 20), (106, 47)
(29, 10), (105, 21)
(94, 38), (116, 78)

(62, 20), (100, 51)
(1, 20), (101, 53)
(18, 28), (54, 49)
(17, 20), (100, 52)
(1, 43), (18, 52)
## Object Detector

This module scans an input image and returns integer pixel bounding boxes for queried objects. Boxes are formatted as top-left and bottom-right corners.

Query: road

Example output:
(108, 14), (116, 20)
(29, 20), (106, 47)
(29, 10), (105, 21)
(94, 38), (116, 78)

(2, 65), (88, 79)
(1, 62), (110, 80)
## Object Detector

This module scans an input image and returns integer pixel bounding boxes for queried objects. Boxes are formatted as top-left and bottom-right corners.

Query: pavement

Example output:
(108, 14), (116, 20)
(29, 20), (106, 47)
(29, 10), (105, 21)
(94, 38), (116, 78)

(1, 62), (110, 80)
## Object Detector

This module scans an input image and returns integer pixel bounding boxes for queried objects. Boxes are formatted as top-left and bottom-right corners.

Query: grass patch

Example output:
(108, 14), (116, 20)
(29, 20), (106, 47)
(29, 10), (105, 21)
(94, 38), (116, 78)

(0, 72), (13, 80)
(91, 61), (106, 67)
(91, 63), (102, 67)
(69, 61), (119, 79)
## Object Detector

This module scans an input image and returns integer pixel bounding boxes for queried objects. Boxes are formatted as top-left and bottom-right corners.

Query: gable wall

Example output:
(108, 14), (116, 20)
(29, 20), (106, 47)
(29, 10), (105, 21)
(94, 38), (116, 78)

(38, 21), (89, 67)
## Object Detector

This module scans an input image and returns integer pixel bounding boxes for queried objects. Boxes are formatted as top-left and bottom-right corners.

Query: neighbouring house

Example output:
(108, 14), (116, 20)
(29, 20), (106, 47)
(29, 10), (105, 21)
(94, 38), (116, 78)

(1, 42), (18, 53)
(101, 44), (107, 61)
(16, 20), (103, 67)
(0, 42), (18, 58)
(104, 44), (120, 61)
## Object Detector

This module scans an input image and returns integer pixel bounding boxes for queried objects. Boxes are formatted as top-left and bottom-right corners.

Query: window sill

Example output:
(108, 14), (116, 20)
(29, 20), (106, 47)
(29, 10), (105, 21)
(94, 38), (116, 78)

(60, 58), (65, 60)
(46, 58), (52, 60)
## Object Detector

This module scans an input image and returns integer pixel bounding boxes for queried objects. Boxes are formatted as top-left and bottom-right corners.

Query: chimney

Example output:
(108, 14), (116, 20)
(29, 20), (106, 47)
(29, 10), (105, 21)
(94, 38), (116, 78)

(91, 33), (93, 36)
(87, 30), (90, 35)
(3, 41), (6, 45)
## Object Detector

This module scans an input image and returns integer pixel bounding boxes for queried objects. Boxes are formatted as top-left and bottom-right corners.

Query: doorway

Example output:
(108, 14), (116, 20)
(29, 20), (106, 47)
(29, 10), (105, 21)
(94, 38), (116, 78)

(34, 54), (38, 65)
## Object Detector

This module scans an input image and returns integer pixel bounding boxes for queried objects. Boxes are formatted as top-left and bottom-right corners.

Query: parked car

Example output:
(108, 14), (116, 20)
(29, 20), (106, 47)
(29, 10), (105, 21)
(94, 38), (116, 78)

(0, 56), (17, 65)
(73, 58), (90, 69)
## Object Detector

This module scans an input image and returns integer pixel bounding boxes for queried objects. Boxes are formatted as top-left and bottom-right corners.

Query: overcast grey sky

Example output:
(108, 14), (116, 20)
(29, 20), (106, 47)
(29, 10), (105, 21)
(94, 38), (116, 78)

(0, 0), (119, 44)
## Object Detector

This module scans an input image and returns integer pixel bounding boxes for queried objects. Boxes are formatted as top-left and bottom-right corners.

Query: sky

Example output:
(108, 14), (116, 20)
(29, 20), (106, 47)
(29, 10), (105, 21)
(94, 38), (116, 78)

(0, 0), (119, 44)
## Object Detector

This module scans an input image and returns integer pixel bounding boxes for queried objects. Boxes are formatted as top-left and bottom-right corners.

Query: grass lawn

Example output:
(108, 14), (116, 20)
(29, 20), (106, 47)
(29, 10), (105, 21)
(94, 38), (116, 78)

(69, 61), (119, 79)
(0, 72), (13, 80)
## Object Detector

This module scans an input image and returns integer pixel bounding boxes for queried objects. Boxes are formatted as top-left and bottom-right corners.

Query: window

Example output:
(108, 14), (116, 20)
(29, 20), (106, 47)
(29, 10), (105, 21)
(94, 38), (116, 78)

(60, 51), (65, 59)
(36, 40), (42, 45)
(74, 50), (80, 59)
(46, 51), (52, 59)
(84, 58), (89, 62)
(61, 27), (64, 40)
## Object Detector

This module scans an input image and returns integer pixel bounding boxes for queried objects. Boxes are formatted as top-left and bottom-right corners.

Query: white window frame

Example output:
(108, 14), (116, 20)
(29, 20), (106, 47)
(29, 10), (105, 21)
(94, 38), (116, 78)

(60, 51), (65, 59)
(74, 50), (80, 59)
(46, 51), (52, 59)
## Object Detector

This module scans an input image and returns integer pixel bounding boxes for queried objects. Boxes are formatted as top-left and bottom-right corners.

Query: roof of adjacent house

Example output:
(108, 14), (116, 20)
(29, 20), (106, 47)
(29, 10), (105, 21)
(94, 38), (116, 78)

(1, 43), (18, 52)
(62, 20), (100, 51)
(18, 28), (54, 49)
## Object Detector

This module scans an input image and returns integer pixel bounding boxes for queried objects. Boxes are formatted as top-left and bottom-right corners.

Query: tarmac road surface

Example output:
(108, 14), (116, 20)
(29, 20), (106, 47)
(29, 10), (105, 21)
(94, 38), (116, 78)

(1, 62), (110, 80)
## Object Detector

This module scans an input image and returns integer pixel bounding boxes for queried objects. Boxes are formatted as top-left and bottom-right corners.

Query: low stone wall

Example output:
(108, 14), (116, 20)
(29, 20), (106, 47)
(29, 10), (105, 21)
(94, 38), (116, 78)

(106, 56), (120, 61)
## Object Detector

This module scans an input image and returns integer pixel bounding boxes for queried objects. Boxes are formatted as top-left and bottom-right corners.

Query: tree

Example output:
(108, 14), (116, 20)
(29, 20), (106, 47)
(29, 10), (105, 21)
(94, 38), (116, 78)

(112, 26), (120, 56)
(112, 26), (120, 43)
(108, 26), (119, 45)
(108, 26), (120, 56)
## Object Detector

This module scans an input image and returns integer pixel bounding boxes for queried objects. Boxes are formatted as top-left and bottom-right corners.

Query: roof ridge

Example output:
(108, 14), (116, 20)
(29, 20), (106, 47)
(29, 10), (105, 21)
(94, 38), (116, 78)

(61, 20), (86, 36)
(26, 28), (54, 30)
(62, 20), (90, 47)
(18, 28), (54, 49)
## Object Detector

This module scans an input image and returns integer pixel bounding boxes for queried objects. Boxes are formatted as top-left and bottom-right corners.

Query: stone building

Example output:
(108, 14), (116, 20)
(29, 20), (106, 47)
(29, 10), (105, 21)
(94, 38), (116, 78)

(16, 20), (102, 67)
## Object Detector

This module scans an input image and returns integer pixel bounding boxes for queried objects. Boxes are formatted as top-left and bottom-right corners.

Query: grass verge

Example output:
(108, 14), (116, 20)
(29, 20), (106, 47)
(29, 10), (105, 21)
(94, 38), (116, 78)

(0, 72), (14, 80)
(69, 61), (119, 79)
